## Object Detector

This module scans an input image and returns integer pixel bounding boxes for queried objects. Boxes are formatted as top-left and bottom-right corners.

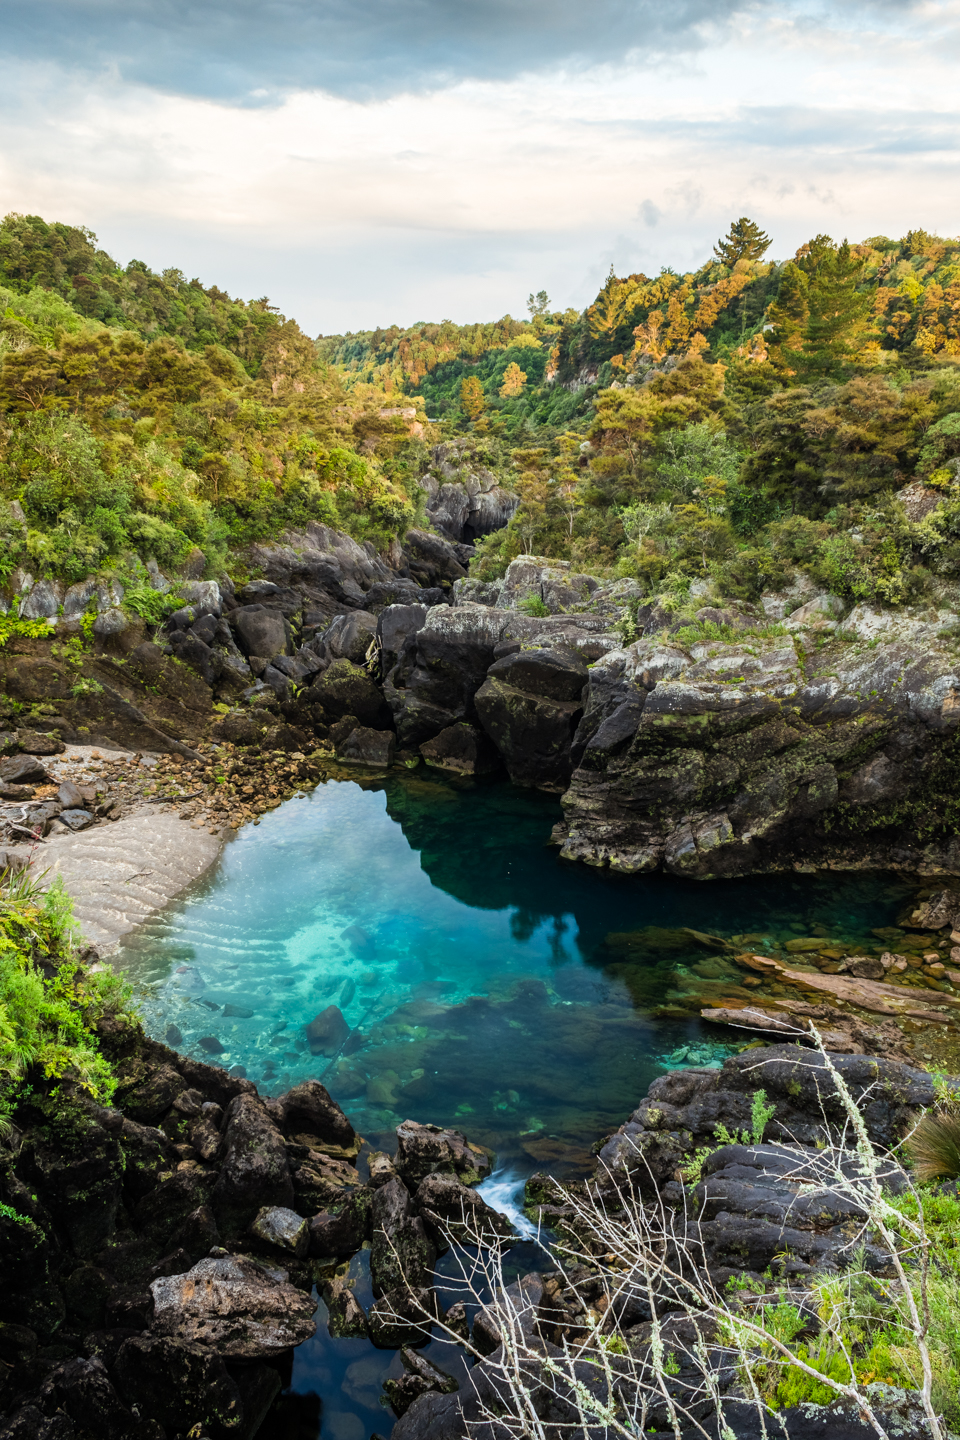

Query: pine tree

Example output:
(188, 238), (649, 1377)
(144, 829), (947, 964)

(714, 217), (772, 266)
(795, 235), (873, 380)
(765, 262), (809, 374)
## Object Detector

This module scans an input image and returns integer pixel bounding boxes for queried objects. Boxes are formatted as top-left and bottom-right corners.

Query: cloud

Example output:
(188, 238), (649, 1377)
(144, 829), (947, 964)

(4, 0), (751, 103)
(0, 0), (957, 332)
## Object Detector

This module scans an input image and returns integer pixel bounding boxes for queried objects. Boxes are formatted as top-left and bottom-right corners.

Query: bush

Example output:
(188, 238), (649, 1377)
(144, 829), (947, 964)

(906, 1110), (960, 1182)
(0, 872), (133, 1133)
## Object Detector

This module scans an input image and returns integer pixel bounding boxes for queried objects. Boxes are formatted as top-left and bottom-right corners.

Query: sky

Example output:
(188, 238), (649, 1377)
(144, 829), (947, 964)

(2, 0), (960, 335)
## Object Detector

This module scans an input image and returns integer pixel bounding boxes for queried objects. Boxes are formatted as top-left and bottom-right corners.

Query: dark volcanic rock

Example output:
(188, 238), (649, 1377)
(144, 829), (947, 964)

(149, 1253), (316, 1356)
(394, 1120), (491, 1188)
(306, 658), (390, 726)
(377, 603), (428, 673)
(475, 653), (584, 791)
(279, 1079), (356, 1147)
(485, 647), (588, 702)
(16, 728), (65, 756)
(414, 1172), (513, 1247)
(368, 1285), (437, 1349)
(210, 1094), (293, 1237)
(0, 754), (50, 785)
(385, 607), (505, 747)
(419, 721), (501, 776)
(114, 1333), (243, 1434)
(308, 1189), (371, 1256)
(304, 1005), (350, 1057)
(337, 725), (396, 767)
(310, 610), (378, 666)
(403, 528), (468, 585)
(370, 1177), (436, 1294)
(231, 604), (290, 659)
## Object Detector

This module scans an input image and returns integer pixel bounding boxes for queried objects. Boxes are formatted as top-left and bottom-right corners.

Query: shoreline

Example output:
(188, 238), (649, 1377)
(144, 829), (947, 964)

(7, 742), (225, 954)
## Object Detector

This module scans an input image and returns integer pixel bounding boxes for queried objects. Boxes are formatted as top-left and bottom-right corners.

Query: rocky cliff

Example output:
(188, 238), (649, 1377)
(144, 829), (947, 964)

(8, 529), (960, 881)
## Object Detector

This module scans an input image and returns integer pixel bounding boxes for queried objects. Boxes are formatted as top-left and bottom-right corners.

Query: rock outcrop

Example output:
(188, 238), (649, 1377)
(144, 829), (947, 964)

(0, 1004), (510, 1439)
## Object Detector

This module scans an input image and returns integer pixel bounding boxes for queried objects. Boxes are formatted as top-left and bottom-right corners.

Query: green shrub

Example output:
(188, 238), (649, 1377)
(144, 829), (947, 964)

(121, 584), (186, 625)
(0, 872), (132, 1133)
(518, 593), (550, 616)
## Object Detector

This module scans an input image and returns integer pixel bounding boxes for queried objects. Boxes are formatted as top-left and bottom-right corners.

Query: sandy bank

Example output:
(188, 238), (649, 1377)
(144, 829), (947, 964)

(6, 742), (224, 952)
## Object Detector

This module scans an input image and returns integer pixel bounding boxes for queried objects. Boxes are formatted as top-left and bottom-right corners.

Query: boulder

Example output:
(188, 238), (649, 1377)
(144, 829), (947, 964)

(149, 1253), (316, 1357)
(57, 779), (85, 809)
(311, 610), (378, 666)
(337, 726), (396, 767)
(307, 1190), (371, 1256)
(231, 605), (290, 659)
(306, 658), (390, 726)
(59, 810), (95, 831)
(304, 1005), (350, 1057)
(419, 722), (501, 776)
(114, 1333), (243, 1433)
(324, 1276), (368, 1338)
(370, 1177), (436, 1295)
(0, 754), (50, 785)
(403, 528), (468, 584)
(42, 1355), (136, 1440)
(377, 603), (428, 673)
(167, 629), (222, 687)
(19, 579), (64, 620)
(385, 606), (506, 747)
(475, 657), (584, 791)
(485, 647), (588, 702)
(368, 1285), (437, 1349)
(248, 1205), (309, 1257)
(394, 1120), (491, 1188)
(211, 710), (262, 745)
(278, 1079), (356, 1147)
(133, 1169), (217, 1249)
(16, 728), (65, 756)
(384, 1347), (458, 1417)
(414, 1173), (513, 1247)
(210, 1095), (293, 1237)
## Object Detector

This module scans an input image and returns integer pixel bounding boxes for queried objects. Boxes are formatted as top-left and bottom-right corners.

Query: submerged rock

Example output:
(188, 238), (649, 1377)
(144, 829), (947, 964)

(304, 1005), (350, 1057)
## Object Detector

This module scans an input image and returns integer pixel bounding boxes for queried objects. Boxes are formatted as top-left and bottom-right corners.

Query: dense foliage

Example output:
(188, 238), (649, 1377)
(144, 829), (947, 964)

(319, 221), (960, 606)
(6, 211), (960, 613)
(0, 869), (128, 1134)
(0, 213), (431, 588)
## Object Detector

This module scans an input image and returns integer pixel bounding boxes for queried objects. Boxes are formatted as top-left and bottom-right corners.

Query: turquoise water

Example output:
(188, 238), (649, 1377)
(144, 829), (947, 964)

(117, 770), (916, 1438)
(120, 770), (914, 1172)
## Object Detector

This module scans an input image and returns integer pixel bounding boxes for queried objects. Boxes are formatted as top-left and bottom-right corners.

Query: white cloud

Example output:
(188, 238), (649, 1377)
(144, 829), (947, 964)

(1, 2), (959, 331)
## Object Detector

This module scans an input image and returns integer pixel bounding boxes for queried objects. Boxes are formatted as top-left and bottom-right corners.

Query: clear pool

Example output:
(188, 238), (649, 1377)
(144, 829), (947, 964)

(117, 769), (915, 1437)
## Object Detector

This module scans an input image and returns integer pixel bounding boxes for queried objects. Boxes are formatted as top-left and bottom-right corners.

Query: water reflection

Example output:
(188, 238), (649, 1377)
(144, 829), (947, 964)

(119, 770), (913, 1175)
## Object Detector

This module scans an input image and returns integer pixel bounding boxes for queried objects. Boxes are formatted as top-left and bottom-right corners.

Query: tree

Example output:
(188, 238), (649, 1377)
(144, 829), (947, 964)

(460, 374), (484, 420)
(714, 217), (772, 266)
(767, 236), (874, 382)
(499, 361), (527, 398)
(619, 500), (672, 552)
(527, 289), (550, 319)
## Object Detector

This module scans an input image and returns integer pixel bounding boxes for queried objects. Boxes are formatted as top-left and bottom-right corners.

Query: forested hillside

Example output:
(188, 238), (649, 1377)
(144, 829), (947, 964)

(0, 213), (429, 595)
(5, 211), (960, 617)
(322, 220), (960, 607)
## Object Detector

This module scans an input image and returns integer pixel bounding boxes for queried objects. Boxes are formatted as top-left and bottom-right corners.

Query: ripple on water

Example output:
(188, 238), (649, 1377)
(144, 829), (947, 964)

(119, 770), (914, 1174)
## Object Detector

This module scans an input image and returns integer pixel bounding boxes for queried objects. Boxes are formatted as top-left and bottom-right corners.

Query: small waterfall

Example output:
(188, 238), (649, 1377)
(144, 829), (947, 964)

(477, 1169), (540, 1240)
